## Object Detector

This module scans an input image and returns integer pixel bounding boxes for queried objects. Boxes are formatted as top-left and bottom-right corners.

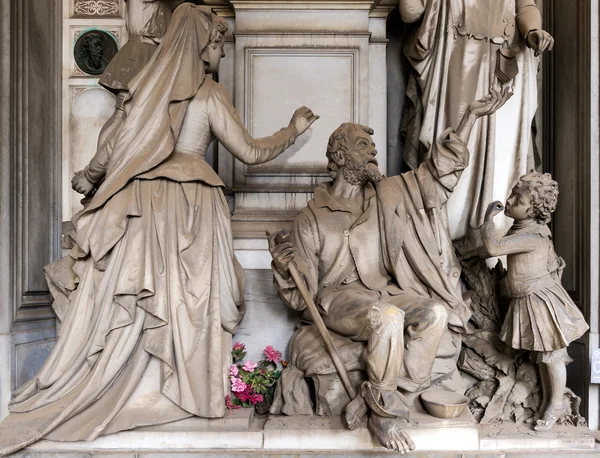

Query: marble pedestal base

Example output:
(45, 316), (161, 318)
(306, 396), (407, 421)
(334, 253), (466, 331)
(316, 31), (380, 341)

(479, 422), (596, 450)
(134, 409), (254, 432)
(15, 411), (598, 457)
(263, 408), (479, 452)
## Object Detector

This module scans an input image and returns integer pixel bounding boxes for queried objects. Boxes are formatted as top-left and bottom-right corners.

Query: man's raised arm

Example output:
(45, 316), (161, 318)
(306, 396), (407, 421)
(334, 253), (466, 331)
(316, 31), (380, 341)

(416, 86), (513, 203)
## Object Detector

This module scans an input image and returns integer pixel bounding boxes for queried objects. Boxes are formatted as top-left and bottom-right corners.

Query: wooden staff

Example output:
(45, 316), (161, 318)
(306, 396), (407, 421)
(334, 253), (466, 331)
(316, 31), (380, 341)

(272, 231), (357, 400)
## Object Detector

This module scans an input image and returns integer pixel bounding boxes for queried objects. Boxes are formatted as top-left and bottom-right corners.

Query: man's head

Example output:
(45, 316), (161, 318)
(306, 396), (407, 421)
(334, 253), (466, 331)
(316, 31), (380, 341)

(79, 32), (104, 71)
(326, 123), (382, 186)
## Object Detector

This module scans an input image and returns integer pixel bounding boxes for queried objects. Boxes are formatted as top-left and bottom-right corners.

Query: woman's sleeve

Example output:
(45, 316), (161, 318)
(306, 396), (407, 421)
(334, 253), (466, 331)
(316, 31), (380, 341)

(83, 117), (122, 184)
(207, 83), (298, 165)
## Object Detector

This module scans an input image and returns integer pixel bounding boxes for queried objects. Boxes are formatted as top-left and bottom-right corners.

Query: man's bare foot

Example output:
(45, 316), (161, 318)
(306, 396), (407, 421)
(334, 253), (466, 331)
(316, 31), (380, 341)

(345, 395), (368, 431)
(368, 413), (415, 454)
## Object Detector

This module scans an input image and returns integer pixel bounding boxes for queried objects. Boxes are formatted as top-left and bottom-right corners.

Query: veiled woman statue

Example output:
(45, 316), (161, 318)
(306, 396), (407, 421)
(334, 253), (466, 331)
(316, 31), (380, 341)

(76, 0), (186, 189)
(400, 0), (553, 239)
(0, 5), (317, 455)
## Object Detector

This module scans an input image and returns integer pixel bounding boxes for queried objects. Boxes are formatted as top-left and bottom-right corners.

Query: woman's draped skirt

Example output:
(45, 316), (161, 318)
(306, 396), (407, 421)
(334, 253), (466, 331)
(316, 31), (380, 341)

(0, 178), (245, 455)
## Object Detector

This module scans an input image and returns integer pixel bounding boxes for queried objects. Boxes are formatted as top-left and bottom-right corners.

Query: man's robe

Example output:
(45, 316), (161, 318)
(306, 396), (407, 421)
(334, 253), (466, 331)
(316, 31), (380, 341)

(377, 128), (472, 330)
(271, 128), (473, 415)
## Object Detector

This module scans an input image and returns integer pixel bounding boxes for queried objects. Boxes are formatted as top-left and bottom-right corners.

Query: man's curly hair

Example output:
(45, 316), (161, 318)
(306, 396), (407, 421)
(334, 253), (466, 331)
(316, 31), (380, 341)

(514, 170), (559, 224)
(326, 123), (374, 179)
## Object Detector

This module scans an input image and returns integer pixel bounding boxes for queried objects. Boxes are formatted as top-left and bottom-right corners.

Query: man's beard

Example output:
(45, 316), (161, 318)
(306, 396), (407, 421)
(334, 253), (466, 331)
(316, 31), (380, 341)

(91, 52), (103, 68)
(342, 155), (383, 186)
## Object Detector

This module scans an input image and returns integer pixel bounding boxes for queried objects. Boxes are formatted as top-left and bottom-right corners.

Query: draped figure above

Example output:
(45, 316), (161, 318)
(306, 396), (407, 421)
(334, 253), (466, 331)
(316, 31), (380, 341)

(401, 0), (553, 239)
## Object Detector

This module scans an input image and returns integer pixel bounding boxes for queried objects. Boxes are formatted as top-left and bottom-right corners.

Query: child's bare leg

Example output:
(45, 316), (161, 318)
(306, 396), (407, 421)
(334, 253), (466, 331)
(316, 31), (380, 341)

(534, 358), (566, 431)
(537, 361), (550, 420)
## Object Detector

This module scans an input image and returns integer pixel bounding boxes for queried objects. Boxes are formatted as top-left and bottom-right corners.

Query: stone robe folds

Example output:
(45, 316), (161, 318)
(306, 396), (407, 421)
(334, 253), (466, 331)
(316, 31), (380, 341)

(0, 5), (298, 455)
(99, 0), (180, 92)
(403, 0), (541, 239)
(285, 128), (471, 331)
(271, 129), (473, 416)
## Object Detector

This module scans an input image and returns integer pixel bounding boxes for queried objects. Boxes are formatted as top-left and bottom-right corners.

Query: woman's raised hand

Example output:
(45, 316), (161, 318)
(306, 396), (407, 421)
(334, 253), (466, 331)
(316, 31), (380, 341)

(289, 106), (320, 137)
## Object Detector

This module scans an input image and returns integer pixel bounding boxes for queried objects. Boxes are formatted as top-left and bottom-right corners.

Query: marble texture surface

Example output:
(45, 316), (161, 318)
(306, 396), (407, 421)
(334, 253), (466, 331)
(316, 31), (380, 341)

(17, 413), (597, 456)
(68, 87), (116, 216)
(233, 269), (299, 363)
(0, 335), (9, 422)
(479, 423), (595, 451)
(263, 413), (480, 452)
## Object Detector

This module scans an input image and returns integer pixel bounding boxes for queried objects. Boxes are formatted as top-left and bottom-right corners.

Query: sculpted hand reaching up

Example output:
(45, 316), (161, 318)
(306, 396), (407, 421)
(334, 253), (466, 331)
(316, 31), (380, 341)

(289, 106), (320, 137)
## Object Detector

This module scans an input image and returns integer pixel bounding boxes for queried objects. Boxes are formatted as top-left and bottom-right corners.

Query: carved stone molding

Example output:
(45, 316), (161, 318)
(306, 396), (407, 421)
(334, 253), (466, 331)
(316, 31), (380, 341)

(71, 86), (89, 101)
(73, 0), (119, 18)
(243, 48), (359, 177)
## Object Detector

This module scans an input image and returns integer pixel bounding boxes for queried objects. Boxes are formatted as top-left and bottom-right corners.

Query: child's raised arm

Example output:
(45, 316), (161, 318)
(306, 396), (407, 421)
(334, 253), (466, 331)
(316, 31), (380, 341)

(479, 201), (540, 257)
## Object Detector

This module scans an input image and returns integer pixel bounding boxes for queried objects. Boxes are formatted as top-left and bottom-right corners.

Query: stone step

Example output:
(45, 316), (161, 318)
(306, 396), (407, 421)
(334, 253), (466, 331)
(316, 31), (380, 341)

(14, 412), (597, 458)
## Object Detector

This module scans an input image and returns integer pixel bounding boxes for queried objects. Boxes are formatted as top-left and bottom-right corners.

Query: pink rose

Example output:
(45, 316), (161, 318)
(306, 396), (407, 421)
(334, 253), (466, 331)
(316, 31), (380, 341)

(242, 361), (258, 372)
(230, 377), (247, 393)
(225, 394), (240, 410)
(237, 388), (251, 403)
(233, 342), (245, 351)
(229, 364), (239, 377)
(264, 345), (282, 364)
(249, 392), (264, 405)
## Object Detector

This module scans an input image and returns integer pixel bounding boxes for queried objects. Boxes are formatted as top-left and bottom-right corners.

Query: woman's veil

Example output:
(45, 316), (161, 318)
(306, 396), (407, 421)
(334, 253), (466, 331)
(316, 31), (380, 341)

(80, 4), (216, 219)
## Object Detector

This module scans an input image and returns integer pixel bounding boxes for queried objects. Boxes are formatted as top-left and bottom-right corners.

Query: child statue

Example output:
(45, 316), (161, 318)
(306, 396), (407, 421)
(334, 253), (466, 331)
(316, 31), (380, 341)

(480, 171), (589, 431)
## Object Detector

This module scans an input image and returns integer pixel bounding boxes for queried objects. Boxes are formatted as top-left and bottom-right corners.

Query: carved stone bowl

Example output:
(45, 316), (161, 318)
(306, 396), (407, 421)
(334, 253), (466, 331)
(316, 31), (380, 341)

(420, 390), (469, 419)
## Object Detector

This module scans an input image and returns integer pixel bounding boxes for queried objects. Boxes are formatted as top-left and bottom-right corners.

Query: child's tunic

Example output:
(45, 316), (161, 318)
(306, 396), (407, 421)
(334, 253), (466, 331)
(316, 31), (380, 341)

(481, 220), (588, 352)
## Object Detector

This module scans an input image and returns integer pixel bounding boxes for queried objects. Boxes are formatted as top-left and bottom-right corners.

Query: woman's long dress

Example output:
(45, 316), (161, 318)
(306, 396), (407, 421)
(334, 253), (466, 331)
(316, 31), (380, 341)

(0, 78), (297, 455)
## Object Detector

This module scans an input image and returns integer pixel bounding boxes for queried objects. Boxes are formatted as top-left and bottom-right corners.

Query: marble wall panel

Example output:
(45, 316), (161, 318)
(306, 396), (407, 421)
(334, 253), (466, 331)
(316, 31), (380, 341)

(245, 50), (358, 174)
(233, 9), (369, 33)
(234, 270), (300, 363)
(232, 33), (372, 188)
(13, 338), (56, 392)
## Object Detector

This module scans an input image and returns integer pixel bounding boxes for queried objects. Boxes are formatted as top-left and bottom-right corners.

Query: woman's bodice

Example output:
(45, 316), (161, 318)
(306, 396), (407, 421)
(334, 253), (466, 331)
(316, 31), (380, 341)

(136, 78), (297, 186)
(174, 86), (216, 158)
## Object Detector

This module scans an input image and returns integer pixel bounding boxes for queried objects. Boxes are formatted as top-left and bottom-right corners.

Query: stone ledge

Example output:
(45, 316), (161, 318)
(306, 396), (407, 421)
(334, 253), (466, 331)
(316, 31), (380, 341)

(263, 412), (480, 452)
(479, 423), (596, 451)
(15, 412), (598, 457)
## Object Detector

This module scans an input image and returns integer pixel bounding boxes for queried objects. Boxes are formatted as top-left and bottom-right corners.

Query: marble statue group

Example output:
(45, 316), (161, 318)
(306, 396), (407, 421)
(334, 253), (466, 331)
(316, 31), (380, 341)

(0, 0), (589, 456)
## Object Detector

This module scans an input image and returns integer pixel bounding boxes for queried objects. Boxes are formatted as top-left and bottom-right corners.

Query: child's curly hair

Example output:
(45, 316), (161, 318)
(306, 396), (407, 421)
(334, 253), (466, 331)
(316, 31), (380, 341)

(514, 171), (559, 224)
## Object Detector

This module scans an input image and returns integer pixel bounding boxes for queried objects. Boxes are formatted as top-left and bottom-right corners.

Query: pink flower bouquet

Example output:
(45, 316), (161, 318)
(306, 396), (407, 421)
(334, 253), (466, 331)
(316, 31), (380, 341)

(226, 343), (284, 413)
